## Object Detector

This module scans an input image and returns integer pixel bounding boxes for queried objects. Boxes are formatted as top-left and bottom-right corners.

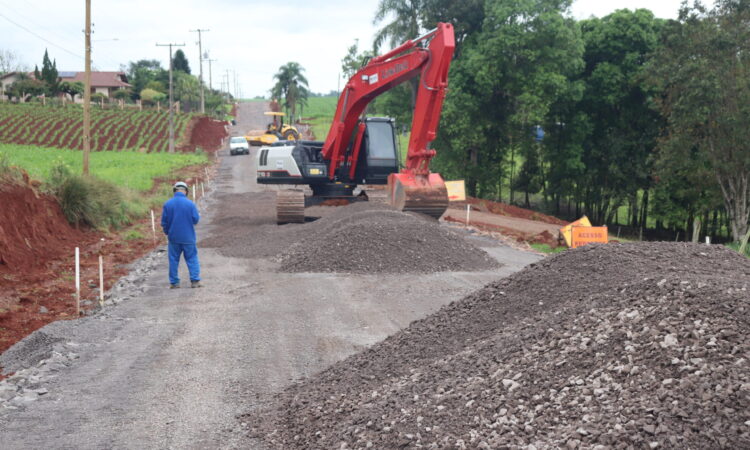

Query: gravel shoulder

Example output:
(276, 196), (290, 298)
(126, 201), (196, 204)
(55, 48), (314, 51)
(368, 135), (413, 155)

(0, 102), (541, 448)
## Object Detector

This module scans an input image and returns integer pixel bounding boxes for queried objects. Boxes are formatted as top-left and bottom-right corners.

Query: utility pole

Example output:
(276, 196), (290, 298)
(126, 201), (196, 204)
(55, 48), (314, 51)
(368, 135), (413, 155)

(233, 70), (238, 100)
(189, 29), (209, 114)
(156, 42), (185, 153)
(83, 0), (92, 174)
(205, 57), (216, 90)
(225, 69), (231, 98)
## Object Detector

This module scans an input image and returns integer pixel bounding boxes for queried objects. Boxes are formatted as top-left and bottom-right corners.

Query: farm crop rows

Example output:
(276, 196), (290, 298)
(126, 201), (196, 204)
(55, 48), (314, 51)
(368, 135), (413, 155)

(0, 104), (195, 152)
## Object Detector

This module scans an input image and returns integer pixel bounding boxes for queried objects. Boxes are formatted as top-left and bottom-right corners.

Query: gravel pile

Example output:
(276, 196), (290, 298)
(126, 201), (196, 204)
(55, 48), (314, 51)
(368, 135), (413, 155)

(278, 202), (500, 274)
(247, 242), (750, 449)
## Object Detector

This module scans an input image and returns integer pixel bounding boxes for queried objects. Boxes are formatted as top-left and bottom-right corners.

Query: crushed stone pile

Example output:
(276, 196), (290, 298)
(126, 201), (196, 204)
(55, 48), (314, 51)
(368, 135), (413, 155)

(277, 202), (500, 274)
(247, 242), (750, 449)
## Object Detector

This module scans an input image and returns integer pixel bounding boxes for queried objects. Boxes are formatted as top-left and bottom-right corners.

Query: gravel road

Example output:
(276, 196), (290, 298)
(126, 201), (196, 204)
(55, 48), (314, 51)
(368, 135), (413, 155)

(0, 102), (541, 449)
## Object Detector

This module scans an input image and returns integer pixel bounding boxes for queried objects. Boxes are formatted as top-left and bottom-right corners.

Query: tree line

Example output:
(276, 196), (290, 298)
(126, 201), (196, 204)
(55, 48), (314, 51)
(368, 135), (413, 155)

(362, 0), (750, 243)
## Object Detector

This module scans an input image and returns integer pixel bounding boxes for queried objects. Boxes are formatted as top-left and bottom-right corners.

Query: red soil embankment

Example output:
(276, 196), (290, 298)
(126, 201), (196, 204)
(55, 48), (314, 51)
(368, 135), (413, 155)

(187, 116), (228, 152)
(0, 183), (86, 272)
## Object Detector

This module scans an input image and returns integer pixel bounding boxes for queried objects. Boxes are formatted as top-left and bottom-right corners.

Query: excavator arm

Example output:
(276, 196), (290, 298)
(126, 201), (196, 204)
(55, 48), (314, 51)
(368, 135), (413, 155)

(322, 23), (456, 194)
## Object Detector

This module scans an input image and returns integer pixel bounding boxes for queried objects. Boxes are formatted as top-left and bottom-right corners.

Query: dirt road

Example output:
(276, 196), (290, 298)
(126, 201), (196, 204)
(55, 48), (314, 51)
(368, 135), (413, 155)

(0, 102), (541, 448)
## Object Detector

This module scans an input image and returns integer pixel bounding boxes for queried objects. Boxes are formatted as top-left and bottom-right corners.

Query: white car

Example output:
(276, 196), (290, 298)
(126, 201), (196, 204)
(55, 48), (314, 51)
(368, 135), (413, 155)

(229, 136), (250, 156)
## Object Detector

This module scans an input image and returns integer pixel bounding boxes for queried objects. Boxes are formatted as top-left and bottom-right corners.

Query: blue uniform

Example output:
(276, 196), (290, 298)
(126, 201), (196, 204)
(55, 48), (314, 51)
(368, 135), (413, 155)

(161, 191), (201, 285)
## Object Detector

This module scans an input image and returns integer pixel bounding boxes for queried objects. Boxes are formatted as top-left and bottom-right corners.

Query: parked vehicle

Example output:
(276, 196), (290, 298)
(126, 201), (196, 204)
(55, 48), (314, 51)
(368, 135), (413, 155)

(229, 136), (250, 155)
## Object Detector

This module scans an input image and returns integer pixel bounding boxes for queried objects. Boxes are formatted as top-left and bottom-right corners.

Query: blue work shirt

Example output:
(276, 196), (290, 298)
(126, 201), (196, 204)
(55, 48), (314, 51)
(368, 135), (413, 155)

(161, 191), (200, 244)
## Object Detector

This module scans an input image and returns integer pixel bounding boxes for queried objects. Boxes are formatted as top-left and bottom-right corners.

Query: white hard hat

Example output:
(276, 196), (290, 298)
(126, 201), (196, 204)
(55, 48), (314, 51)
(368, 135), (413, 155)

(173, 181), (189, 191)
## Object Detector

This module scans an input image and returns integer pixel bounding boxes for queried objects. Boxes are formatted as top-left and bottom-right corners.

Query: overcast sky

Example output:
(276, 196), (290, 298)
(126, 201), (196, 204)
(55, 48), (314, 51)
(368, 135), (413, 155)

(1, 0), (686, 98)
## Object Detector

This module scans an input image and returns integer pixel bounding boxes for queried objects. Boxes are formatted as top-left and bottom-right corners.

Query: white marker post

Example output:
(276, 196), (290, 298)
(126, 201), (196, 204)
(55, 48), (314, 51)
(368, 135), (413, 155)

(192, 185), (196, 201)
(75, 247), (81, 316)
(98, 255), (104, 307)
(466, 204), (471, 228)
(201, 182), (205, 198)
(705, 236), (711, 245)
(150, 209), (156, 241)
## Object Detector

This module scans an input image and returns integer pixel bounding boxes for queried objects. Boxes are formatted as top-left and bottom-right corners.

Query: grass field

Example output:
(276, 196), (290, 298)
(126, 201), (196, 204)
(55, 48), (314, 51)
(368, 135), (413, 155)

(302, 96), (411, 166)
(302, 97), (338, 141)
(0, 144), (207, 191)
(0, 103), (195, 152)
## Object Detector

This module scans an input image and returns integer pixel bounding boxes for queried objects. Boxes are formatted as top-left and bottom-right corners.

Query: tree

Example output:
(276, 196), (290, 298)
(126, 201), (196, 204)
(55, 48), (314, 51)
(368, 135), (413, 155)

(0, 49), (24, 74)
(174, 72), (200, 111)
(8, 78), (46, 102)
(38, 49), (59, 94)
(341, 39), (374, 80)
(373, 0), (423, 109)
(112, 89), (132, 101)
(172, 49), (191, 74)
(140, 88), (166, 105)
(435, 0), (584, 201)
(126, 60), (166, 100)
(575, 9), (664, 224)
(421, 0), (485, 53)
(271, 62), (309, 121)
(59, 81), (84, 102)
(647, 0), (750, 241)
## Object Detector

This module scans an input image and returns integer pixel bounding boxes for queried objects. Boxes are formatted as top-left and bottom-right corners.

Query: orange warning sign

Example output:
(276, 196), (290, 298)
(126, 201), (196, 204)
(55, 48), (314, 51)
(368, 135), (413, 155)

(444, 180), (466, 202)
(571, 226), (609, 248)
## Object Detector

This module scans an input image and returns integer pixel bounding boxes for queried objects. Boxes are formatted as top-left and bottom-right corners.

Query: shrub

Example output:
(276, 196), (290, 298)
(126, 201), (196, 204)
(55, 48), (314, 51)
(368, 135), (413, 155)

(54, 171), (137, 229)
(140, 88), (166, 105)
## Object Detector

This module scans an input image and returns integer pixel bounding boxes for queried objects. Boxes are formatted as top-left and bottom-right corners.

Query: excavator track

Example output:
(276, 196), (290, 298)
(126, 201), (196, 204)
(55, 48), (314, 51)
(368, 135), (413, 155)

(276, 189), (305, 224)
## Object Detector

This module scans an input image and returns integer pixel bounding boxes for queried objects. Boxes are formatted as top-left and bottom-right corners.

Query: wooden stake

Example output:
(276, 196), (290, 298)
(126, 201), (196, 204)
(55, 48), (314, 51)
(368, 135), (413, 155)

(192, 186), (196, 201)
(201, 182), (205, 198)
(75, 247), (81, 316)
(98, 255), (104, 307)
(466, 204), (470, 228)
(150, 209), (156, 241)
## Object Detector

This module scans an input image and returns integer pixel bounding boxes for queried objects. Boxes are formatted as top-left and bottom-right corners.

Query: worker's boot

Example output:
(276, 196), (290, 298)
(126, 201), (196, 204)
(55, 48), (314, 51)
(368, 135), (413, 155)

(170, 284), (180, 289)
(191, 280), (203, 288)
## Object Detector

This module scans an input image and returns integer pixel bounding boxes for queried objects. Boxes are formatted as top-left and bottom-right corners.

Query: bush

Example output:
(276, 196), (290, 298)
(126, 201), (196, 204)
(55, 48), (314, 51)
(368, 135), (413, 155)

(50, 162), (142, 229)
(140, 88), (166, 105)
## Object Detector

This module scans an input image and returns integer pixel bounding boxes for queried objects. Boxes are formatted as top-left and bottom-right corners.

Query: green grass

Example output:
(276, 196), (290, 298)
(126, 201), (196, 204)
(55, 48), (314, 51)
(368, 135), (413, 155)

(0, 144), (207, 191)
(301, 96), (412, 167)
(530, 243), (567, 254)
(302, 96), (338, 140)
(726, 242), (750, 258)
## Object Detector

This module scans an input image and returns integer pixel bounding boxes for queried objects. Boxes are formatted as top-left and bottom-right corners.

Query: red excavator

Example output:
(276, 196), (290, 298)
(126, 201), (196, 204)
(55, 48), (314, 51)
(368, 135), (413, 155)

(257, 23), (455, 223)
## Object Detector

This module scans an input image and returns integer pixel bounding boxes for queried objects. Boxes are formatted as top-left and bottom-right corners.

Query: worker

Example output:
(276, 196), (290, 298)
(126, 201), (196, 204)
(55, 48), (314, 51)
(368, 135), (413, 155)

(161, 181), (202, 289)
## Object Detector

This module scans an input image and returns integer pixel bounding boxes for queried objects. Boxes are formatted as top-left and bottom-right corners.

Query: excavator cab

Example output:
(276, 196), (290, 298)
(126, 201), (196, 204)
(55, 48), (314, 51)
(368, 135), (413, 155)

(353, 117), (399, 184)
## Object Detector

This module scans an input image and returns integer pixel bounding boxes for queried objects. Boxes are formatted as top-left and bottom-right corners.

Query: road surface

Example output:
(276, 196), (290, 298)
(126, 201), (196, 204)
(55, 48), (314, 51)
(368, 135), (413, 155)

(0, 102), (541, 449)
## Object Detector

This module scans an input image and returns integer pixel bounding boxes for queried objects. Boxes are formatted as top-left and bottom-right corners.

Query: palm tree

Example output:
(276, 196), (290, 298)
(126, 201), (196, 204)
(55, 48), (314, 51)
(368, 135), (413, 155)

(372, 0), (424, 108)
(271, 62), (309, 121)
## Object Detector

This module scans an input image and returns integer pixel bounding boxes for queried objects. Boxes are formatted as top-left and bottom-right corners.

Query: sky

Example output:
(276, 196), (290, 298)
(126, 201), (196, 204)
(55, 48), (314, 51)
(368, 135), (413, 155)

(1, 0), (686, 98)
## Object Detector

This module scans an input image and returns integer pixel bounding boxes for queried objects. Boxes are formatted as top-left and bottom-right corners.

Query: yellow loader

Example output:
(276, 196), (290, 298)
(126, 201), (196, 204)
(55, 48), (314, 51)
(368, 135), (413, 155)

(246, 112), (300, 146)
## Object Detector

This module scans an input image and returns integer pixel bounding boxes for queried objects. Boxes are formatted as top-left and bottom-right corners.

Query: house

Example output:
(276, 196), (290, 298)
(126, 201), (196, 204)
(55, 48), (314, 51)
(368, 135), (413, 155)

(59, 71), (131, 101)
(0, 72), (22, 99)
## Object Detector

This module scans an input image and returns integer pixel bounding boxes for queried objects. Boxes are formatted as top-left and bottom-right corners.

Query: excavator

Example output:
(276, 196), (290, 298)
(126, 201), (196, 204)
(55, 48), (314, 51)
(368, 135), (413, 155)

(257, 22), (455, 223)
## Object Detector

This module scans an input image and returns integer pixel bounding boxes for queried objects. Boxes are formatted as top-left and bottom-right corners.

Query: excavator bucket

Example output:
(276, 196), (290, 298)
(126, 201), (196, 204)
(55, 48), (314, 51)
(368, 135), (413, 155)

(388, 172), (449, 219)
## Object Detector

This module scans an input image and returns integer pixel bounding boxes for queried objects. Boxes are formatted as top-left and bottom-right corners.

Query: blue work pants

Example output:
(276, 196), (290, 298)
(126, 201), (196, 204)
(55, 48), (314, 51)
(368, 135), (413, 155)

(168, 242), (201, 285)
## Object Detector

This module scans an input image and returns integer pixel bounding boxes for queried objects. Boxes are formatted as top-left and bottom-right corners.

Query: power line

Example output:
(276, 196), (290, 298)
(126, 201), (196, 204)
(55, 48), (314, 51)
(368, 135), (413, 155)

(0, 0), (83, 50)
(0, 4), (122, 70)
(0, 11), (83, 60)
